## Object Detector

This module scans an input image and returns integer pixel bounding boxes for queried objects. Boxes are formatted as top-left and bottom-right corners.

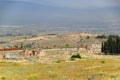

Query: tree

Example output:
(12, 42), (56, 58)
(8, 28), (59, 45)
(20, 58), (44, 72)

(102, 35), (120, 55)
(21, 42), (23, 49)
(101, 42), (104, 53)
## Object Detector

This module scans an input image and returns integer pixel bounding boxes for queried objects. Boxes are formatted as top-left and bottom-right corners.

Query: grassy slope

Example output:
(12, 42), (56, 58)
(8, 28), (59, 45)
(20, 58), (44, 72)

(0, 59), (120, 80)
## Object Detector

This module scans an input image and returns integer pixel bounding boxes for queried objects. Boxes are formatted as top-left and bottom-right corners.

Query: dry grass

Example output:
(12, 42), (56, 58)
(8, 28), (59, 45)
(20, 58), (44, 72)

(0, 57), (120, 80)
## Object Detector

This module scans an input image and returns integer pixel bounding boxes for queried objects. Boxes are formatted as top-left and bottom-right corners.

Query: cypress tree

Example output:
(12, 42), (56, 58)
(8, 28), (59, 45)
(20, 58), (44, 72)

(102, 35), (120, 55)
(101, 42), (104, 53)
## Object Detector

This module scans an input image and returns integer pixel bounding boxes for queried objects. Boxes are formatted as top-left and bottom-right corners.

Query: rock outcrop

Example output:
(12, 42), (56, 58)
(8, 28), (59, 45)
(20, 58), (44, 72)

(0, 51), (5, 59)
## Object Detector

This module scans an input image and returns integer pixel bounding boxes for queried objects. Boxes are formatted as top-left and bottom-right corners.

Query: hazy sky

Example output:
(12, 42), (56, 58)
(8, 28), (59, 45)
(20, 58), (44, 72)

(10, 0), (120, 8)
(0, 0), (120, 26)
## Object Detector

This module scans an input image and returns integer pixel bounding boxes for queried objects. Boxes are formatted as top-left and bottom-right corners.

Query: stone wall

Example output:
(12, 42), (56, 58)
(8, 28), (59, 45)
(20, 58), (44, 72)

(87, 44), (101, 54)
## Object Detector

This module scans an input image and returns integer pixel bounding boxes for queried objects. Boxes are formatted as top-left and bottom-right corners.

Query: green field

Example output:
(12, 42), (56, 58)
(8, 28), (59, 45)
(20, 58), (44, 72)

(0, 58), (120, 80)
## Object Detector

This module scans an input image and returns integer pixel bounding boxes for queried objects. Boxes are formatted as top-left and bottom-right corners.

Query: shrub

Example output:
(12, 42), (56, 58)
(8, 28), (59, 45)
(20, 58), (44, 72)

(1, 77), (6, 80)
(96, 35), (107, 39)
(56, 59), (61, 63)
(101, 61), (105, 63)
(70, 58), (75, 61)
(66, 44), (69, 48)
(56, 59), (65, 63)
(71, 54), (81, 60)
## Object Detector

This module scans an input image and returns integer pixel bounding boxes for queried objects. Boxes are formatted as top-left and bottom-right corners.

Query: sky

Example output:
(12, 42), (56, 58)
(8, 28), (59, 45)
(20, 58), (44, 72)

(0, 0), (120, 27)
(9, 0), (120, 8)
